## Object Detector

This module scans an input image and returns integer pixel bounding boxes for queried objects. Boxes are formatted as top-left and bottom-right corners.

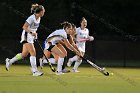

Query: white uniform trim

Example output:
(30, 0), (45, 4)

(44, 29), (67, 50)
(76, 27), (89, 52)
(20, 14), (40, 43)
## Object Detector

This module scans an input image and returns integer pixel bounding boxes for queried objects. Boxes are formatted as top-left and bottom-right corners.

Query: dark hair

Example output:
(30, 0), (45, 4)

(61, 21), (72, 29)
(31, 4), (44, 13)
(80, 17), (87, 23)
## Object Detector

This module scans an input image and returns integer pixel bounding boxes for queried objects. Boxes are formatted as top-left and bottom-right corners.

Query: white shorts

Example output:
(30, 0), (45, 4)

(20, 30), (35, 44)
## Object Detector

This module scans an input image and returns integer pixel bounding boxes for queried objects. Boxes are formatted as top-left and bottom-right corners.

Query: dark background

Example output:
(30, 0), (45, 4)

(0, 0), (140, 67)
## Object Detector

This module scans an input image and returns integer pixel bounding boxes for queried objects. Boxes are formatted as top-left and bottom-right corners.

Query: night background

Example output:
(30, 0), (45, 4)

(0, 0), (140, 93)
(0, 0), (140, 66)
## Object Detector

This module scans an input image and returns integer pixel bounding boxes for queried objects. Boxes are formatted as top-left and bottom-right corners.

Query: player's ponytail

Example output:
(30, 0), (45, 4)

(31, 4), (44, 14)
(31, 3), (39, 13)
(61, 21), (72, 29)
(80, 17), (87, 23)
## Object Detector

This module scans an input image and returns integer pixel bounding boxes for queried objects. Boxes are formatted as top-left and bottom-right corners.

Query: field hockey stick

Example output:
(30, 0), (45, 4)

(35, 39), (56, 72)
(80, 56), (109, 76)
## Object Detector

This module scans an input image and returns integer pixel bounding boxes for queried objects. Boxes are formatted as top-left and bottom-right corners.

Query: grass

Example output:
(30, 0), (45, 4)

(0, 64), (140, 93)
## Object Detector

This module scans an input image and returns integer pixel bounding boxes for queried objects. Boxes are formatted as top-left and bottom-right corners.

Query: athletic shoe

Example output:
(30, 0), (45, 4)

(67, 59), (72, 67)
(62, 68), (70, 73)
(39, 58), (44, 69)
(71, 69), (80, 73)
(56, 71), (64, 75)
(5, 58), (11, 71)
(33, 71), (44, 76)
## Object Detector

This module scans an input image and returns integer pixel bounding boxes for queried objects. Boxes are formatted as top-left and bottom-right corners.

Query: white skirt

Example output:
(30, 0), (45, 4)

(20, 30), (35, 44)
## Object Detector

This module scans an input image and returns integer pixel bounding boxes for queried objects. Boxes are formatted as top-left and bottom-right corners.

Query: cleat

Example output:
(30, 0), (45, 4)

(5, 58), (11, 71)
(56, 71), (64, 75)
(71, 69), (80, 73)
(62, 68), (70, 73)
(33, 71), (44, 76)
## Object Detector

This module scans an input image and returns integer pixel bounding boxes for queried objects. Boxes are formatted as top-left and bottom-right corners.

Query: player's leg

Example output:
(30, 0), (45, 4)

(39, 49), (51, 68)
(39, 41), (56, 67)
(51, 52), (59, 64)
(42, 50), (58, 64)
(51, 45), (66, 75)
(67, 55), (79, 67)
(39, 49), (58, 68)
(5, 43), (29, 71)
(67, 46), (81, 67)
(39, 41), (51, 67)
(72, 52), (84, 72)
(56, 44), (70, 72)
(25, 43), (43, 76)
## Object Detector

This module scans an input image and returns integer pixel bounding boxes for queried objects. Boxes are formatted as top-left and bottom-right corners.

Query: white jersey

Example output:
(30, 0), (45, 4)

(76, 27), (89, 52)
(44, 29), (67, 49)
(20, 14), (41, 43)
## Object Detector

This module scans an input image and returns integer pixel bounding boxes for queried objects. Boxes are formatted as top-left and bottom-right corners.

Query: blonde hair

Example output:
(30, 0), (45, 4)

(80, 17), (87, 23)
(31, 3), (39, 13)
(61, 21), (72, 29)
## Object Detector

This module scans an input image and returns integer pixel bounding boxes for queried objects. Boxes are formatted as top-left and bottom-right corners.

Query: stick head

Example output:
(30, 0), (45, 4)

(51, 67), (56, 72)
(49, 64), (56, 72)
(104, 72), (109, 76)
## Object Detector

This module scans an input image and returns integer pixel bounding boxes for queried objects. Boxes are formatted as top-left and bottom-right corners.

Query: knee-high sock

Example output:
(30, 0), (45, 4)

(30, 56), (38, 72)
(57, 57), (64, 72)
(69, 55), (78, 62)
(9, 53), (23, 64)
(73, 59), (82, 70)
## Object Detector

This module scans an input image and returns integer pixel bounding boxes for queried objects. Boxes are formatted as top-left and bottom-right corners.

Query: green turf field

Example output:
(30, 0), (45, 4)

(0, 65), (140, 93)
